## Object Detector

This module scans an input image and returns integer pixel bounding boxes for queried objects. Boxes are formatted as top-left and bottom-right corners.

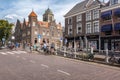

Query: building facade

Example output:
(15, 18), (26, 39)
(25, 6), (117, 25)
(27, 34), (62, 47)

(14, 8), (63, 49)
(101, 0), (120, 51)
(64, 0), (104, 51)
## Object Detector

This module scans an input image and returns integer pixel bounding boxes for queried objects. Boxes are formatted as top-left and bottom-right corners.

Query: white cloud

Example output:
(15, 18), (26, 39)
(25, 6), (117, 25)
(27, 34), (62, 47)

(4, 14), (23, 19)
(0, 0), (109, 26)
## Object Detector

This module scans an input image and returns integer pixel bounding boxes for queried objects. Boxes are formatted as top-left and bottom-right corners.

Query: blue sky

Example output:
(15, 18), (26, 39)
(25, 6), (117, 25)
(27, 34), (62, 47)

(0, 0), (109, 26)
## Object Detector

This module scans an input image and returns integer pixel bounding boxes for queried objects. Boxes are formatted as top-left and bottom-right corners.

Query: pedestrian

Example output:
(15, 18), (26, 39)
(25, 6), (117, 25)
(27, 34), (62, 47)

(15, 42), (19, 50)
(30, 44), (33, 53)
(33, 44), (37, 51)
(43, 43), (47, 52)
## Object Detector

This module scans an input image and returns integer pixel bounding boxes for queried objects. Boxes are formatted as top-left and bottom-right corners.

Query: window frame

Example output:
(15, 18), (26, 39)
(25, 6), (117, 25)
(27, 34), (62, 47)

(68, 17), (72, 24)
(86, 22), (91, 34)
(68, 25), (72, 35)
(76, 14), (82, 22)
(110, 0), (118, 5)
(86, 11), (91, 21)
(77, 23), (82, 34)
(93, 9), (99, 19)
(32, 22), (35, 26)
(93, 21), (99, 33)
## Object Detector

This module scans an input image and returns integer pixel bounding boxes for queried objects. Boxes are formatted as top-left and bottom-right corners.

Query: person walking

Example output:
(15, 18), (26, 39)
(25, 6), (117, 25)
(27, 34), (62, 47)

(15, 42), (19, 50)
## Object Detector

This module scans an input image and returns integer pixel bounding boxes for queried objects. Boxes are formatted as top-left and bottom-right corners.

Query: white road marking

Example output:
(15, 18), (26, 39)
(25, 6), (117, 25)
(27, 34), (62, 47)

(41, 64), (49, 68)
(12, 51), (20, 54)
(0, 52), (7, 55)
(6, 52), (15, 54)
(57, 70), (71, 76)
(18, 51), (27, 53)
(0, 50), (27, 55)
(30, 60), (36, 63)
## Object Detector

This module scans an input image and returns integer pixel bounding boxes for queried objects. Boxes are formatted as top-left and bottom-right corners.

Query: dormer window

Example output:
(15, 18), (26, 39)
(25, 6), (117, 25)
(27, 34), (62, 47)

(32, 22), (35, 26)
(76, 14), (82, 22)
(110, 0), (118, 5)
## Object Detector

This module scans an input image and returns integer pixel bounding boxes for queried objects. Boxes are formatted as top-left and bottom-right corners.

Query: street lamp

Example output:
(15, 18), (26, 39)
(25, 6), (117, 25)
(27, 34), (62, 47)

(11, 36), (15, 44)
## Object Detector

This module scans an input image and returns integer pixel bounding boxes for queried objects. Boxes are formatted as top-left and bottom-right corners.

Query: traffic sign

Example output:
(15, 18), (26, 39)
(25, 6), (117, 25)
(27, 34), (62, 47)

(2, 38), (5, 42)
(38, 34), (42, 39)
(60, 37), (63, 41)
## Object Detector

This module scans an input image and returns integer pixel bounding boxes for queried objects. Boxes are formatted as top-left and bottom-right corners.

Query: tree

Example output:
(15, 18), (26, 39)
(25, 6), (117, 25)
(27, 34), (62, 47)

(0, 20), (13, 42)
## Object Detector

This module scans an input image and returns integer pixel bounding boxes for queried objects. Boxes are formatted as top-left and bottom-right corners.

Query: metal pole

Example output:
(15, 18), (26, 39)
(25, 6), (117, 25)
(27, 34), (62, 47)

(111, 10), (115, 51)
(85, 35), (87, 52)
(105, 48), (109, 63)
(74, 37), (77, 58)
(99, 35), (101, 53)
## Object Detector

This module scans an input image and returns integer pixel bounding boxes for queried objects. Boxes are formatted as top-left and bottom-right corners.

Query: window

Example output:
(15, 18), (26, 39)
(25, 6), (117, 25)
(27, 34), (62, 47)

(93, 21), (99, 33)
(42, 30), (45, 35)
(35, 29), (38, 35)
(105, 31), (112, 35)
(110, 0), (118, 5)
(103, 16), (111, 21)
(47, 31), (49, 36)
(28, 23), (30, 27)
(89, 41), (97, 49)
(68, 18), (72, 24)
(76, 14), (82, 22)
(52, 31), (54, 36)
(93, 9), (99, 19)
(77, 23), (82, 34)
(86, 22), (91, 33)
(58, 32), (60, 36)
(86, 11), (91, 21)
(68, 25), (72, 35)
(22, 33), (26, 37)
(32, 22), (35, 26)
(28, 31), (30, 35)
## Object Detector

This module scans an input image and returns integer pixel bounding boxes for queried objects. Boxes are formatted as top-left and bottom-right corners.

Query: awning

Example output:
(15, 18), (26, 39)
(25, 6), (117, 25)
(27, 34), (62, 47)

(101, 24), (112, 32)
(101, 11), (112, 18)
(114, 23), (120, 30)
(114, 8), (120, 16)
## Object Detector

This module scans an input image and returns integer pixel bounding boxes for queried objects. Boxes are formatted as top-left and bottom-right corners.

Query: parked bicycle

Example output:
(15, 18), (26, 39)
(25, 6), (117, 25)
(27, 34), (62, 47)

(108, 53), (120, 64)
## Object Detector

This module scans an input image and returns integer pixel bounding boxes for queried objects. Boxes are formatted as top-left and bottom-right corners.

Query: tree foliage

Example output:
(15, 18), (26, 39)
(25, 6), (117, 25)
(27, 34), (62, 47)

(0, 20), (13, 41)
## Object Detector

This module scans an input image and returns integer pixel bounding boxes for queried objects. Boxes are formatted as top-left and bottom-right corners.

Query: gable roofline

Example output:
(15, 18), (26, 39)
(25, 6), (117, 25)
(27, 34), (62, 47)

(86, 0), (94, 8)
(64, 0), (104, 18)
(29, 10), (37, 17)
(64, 0), (88, 17)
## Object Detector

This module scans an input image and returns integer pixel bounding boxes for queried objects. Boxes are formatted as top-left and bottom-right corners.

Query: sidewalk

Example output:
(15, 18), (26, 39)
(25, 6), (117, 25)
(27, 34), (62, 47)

(56, 50), (120, 67)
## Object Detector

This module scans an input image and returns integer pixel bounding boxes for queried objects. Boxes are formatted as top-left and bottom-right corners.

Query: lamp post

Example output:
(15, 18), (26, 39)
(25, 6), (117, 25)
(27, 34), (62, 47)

(11, 36), (15, 44)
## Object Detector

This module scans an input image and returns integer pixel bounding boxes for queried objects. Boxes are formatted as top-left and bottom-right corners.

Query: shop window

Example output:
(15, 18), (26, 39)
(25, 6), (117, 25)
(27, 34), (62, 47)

(103, 16), (111, 21)
(34, 38), (37, 43)
(105, 31), (112, 35)
(43, 38), (46, 43)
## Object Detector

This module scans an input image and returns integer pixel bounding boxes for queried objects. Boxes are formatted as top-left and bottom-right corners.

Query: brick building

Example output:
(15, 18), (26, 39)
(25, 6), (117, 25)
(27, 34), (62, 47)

(14, 8), (63, 48)
(64, 0), (104, 51)
(101, 0), (120, 51)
